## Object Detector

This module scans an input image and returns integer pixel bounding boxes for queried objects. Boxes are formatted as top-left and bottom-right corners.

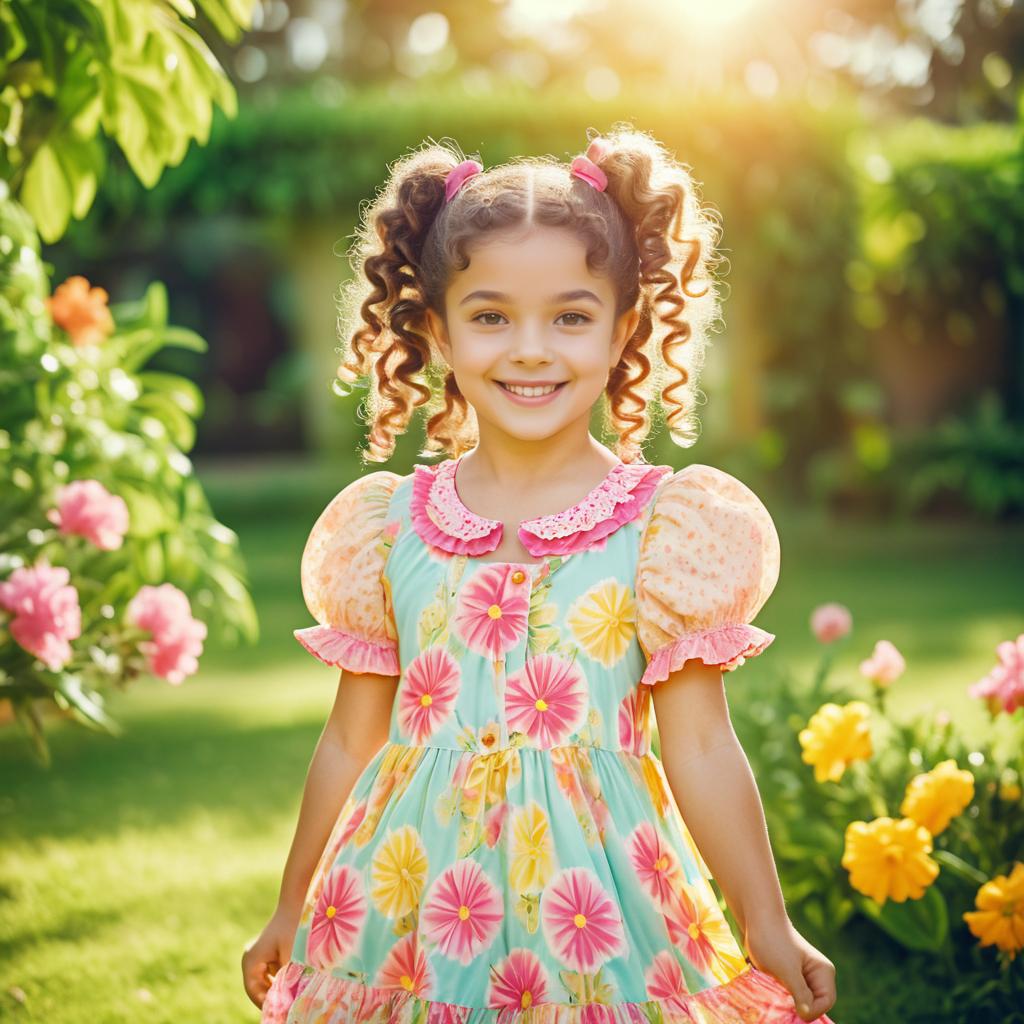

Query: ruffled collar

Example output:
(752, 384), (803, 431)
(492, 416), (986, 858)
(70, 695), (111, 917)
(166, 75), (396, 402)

(410, 455), (674, 558)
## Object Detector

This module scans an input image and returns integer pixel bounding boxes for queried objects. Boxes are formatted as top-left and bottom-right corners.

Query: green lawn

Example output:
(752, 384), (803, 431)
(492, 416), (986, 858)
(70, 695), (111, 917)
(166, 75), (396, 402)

(2, 457), (1021, 1023)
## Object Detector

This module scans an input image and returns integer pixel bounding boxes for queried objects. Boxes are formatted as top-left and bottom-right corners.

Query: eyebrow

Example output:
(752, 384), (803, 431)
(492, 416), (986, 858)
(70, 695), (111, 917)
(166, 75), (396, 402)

(457, 288), (604, 307)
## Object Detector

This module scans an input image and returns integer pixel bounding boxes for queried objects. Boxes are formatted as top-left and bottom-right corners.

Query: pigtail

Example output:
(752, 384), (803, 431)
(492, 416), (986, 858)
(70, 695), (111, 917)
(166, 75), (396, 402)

(592, 127), (724, 452)
(336, 142), (474, 463)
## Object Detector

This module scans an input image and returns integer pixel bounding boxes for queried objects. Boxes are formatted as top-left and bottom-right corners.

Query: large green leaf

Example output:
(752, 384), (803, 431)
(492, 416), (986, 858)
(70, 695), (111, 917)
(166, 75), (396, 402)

(857, 884), (949, 952)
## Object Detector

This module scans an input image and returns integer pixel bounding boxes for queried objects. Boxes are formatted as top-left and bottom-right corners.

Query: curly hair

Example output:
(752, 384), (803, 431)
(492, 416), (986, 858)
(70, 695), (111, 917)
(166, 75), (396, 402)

(334, 124), (724, 465)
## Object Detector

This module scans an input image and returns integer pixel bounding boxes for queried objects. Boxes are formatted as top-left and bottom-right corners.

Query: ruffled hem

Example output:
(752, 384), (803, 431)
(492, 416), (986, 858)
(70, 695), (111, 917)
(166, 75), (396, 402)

(640, 624), (776, 685)
(294, 624), (400, 676)
(260, 959), (835, 1023)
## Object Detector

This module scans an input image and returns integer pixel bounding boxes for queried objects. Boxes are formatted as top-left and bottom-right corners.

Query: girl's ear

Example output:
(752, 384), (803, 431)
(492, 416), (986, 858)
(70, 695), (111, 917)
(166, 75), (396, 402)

(425, 307), (452, 367)
(611, 307), (641, 366)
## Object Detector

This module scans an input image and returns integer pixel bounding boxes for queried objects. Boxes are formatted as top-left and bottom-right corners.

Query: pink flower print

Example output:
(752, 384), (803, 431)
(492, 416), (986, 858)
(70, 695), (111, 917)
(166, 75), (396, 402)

(644, 950), (692, 1001)
(626, 821), (686, 907)
(810, 602), (852, 643)
(541, 866), (626, 972)
(421, 859), (503, 965)
(339, 798), (367, 846)
(969, 634), (1024, 715)
(617, 687), (647, 756)
(484, 800), (509, 848)
(306, 863), (367, 970)
(505, 653), (588, 748)
(125, 583), (207, 684)
(453, 564), (530, 660)
(46, 480), (129, 550)
(376, 932), (434, 997)
(487, 948), (551, 1012)
(0, 562), (81, 670)
(661, 882), (715, 972)
(398, 646), (461, 743)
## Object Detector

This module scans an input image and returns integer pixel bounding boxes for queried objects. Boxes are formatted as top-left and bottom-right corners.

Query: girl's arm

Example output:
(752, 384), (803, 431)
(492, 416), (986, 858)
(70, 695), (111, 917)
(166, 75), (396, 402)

(274, 670), (399, 913)
(651, 659), (788, 938)
(651, 660), (837, 1022)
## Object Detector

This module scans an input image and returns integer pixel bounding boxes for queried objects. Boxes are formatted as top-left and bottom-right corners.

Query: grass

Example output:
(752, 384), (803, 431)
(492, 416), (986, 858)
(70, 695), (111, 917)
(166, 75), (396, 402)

(2, 455), (1022, 1023)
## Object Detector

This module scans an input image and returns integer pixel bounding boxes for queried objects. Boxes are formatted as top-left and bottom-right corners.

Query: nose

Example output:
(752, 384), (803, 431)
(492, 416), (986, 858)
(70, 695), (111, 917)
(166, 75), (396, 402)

(508, 320), (554, 365)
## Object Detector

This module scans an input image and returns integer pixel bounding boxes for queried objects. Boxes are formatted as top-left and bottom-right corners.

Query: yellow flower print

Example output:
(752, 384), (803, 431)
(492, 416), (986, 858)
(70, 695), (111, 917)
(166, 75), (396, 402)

(566, 579), (637, 667)
(900, 758), (975, 835)
(841, 816), (939, 905)
(799, 701), (873, 783)
(370, 824), (429, 919)
(508, 801), (556, 894)
(963, 861), (1024, 961)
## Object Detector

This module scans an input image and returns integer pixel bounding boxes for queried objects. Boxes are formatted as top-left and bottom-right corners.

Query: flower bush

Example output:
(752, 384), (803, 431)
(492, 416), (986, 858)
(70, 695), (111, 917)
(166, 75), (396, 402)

(0, 186), (257, 766)
(726, 604), (1023, 1020)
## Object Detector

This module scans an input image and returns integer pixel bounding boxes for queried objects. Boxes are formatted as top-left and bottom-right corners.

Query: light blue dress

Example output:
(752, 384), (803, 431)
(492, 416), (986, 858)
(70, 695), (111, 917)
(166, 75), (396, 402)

(260, 456), (832, 1023)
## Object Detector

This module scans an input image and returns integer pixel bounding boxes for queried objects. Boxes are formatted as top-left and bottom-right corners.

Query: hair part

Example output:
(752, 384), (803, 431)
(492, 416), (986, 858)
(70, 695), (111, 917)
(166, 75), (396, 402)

(335, 125), (724, 465)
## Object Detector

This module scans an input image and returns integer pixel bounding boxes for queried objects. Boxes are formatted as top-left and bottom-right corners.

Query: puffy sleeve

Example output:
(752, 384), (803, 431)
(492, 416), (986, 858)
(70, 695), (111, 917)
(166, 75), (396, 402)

(294, 471), (403, 676)
(635, 463), (781, 685)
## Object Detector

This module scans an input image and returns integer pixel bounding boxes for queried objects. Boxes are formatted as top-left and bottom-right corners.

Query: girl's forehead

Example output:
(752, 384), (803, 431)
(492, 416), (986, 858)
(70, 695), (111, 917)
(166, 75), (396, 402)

(452, 227), (608, 291)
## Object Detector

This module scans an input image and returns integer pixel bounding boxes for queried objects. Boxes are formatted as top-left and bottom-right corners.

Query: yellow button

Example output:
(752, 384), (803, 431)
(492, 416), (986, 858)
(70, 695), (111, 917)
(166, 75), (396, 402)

(511, 570), (526, 584)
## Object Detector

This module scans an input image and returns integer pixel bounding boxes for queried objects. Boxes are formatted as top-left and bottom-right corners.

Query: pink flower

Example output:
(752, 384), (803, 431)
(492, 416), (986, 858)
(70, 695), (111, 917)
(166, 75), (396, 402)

(398, 646), (461, 743)
(859, 639), (906, 687)
(375, 932), (434, 996)
(618, 687), (647, 756)
(421, 859), (503, 964)
(644, 949), (692, 1002)
(969, 634), (1024, 716)
(125, 583), (207, 685)
(541, 866), (625, 972)
(483, 800), (509, 848)
(0, 562), (82, 670)
(661, 882), (715, 972)
(504, 653), (588, 748)
(46, 480), (129, 550)
(810, 602), (852, 643)
(487, 948), (551, 1011)
(306, 863), (367, 969)
(625, 821), (686, 907)
(453, 565), (530, 660)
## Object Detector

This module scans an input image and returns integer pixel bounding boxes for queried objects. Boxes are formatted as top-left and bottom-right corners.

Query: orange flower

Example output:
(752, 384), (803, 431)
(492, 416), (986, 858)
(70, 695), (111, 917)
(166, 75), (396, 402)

(46, 275), (115, 347)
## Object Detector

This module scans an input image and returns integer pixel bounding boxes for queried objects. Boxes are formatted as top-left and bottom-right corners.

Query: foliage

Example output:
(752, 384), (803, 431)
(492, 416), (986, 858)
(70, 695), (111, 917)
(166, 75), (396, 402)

(0, 186), (258, 766)
(0, 0), (255, 242)
(728, 612), (1024, 1022)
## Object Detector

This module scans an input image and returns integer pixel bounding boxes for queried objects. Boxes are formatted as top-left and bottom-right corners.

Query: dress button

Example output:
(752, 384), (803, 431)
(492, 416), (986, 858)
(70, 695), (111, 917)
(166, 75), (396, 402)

(511, 570), (526, 584)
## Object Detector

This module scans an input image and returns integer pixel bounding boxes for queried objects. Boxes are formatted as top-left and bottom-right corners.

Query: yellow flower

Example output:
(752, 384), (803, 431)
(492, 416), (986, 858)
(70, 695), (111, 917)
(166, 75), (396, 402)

(508, 802), (555, 893)
(798, 701), (873, 783)
(900, 758), (975, 835)
(842, 816), (939, 905)
(370, 824), (429, 918)
(566, 579), (636, 667)
(998, 780), (1021, 803)
(963, 862), (1024, 961)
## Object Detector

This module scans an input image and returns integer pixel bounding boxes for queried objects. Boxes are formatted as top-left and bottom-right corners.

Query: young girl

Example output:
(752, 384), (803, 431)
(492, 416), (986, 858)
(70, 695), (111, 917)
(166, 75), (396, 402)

(242, 128), (838, 1024)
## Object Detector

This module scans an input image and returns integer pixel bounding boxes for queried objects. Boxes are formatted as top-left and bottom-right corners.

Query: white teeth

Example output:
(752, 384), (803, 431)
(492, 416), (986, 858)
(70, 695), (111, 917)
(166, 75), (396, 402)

(501, 383), (561, 397)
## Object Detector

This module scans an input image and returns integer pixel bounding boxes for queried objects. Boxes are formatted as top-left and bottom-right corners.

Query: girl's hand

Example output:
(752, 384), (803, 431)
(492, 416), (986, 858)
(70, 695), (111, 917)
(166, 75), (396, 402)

(241, 902), (302, 1009)
(745, 916), (837, 1022)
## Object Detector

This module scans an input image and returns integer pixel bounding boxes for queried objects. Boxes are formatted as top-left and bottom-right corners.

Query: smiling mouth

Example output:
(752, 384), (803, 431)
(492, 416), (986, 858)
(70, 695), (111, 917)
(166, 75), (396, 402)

(496, 381), (569, 397)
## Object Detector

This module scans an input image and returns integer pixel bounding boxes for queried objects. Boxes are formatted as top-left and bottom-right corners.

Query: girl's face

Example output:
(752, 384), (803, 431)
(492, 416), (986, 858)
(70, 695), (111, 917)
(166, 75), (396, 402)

(427, 225), (639, 445)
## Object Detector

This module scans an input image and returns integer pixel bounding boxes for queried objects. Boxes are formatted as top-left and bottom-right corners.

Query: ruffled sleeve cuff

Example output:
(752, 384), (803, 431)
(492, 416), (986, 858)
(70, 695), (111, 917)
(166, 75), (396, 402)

(294, 625), (400, 677)
(640, 622), (776, 685)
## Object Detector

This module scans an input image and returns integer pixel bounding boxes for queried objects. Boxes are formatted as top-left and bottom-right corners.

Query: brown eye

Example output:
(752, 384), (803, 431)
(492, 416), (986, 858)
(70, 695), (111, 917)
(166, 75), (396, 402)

(473, 311), (506, 326)
(557, 312), (592, 326)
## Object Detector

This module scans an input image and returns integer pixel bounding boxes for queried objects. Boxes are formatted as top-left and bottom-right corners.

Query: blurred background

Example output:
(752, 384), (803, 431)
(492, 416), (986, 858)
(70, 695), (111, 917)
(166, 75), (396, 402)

(2, 1), (1023, 1021)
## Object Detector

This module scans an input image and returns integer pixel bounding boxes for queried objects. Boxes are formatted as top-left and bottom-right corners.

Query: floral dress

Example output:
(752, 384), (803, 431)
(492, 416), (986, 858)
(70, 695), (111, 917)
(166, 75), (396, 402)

(260, 457), (836, 1024)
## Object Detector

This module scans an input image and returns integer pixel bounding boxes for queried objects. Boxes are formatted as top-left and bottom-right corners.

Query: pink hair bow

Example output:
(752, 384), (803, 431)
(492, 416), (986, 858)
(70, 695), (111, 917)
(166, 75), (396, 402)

(570, 138), (610, 192)
(445, 159), (483, 202)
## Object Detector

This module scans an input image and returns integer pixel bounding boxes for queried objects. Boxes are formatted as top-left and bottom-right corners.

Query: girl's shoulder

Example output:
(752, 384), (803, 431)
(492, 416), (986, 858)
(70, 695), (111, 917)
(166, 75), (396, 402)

(635, 463), (781, 683)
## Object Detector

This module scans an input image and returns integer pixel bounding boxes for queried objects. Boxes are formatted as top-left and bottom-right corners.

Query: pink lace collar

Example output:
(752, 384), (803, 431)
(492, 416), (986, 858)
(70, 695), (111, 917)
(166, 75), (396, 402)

(410, 456), (674, 558)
